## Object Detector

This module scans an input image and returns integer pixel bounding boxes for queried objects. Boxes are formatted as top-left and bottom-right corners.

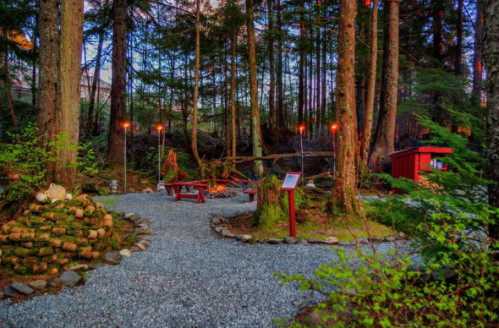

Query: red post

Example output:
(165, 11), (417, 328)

(288, 190), (296, 237)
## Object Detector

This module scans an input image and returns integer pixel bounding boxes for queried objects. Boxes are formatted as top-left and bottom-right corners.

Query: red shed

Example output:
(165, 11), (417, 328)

(389, 147), (453, 183)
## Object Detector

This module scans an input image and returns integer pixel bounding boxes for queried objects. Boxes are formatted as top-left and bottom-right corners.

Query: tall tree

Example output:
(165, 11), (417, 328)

(472, 0), (484, 102)
(334, 0), (357, 214)
(38, 0), (60, 142)
(455, 0), (463, 75)
(276, 0), (285, 128)
(360, 0), (379, 166)
(298, 0), (305, 127)
(369, 0), (399, 173)
(483, 0), (499, 240)
(56, 0), (83, 183)
(86, 2), (110, 135)
(267, 0), (275, 131)
(433, 0), (444, 64)
(38, 0), (83, 183)
(191, 0), (202, 169)
(246, 0), (264, 176)
(3, 33), (18, 127)
(108, 0), (127, 164)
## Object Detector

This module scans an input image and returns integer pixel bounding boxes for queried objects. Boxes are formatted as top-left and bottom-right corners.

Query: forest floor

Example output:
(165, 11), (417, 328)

(0, 191), (414, 328)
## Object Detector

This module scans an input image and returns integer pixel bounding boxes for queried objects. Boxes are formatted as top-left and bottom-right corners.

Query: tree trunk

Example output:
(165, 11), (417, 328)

(230, 30), (237, 169)
(38, 0), (60, 143)
(108, 0), (127, 165)
(334, 0), (357, 214)
(433, 0), (444, 64)
(247, 0), (264, 177)
(224, 44), (230, 157)
(369, 0), (399, 174)
(360, 0), (379, 165)
(267, 0), (275, 131)
(455, 0), (463, 75)
(191, 0), (203, 169)
(86, 27), (105, 135)
(276, 0), (284, 128)
(298, 0), (305, 126)
(56, 0), (83, 184)
(472, 0), (484, 103)
(483, 0), (499, 240)
(4, 45), (18, 127)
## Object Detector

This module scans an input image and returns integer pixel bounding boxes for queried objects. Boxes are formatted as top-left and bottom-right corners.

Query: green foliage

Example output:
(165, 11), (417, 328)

(277, 108), (499, 327)
(0, 123), (98, 189)
(0, 180), (32, 216)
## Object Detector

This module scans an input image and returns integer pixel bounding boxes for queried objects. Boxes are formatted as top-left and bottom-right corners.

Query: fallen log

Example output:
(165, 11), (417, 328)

(233, 151), (334, 164)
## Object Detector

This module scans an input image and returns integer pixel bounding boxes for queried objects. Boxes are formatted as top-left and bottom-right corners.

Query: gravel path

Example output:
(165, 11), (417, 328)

(0, 191), (404, 328)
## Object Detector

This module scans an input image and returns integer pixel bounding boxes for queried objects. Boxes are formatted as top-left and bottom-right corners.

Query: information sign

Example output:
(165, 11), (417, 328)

(281, 172), (301, 237)
(281, 172), (301, 191)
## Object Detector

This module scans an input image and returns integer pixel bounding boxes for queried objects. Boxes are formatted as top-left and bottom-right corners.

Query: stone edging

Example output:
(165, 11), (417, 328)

(209, 212), (407, 246)
(1, 212), (152, 300)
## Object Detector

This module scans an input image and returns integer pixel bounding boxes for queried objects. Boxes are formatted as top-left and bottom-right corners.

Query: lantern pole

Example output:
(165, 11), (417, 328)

(156, 125), (164, 188)
(298, 125), (305, 185)
(330, 123), (339, 179)
(123, 122), (130, 193)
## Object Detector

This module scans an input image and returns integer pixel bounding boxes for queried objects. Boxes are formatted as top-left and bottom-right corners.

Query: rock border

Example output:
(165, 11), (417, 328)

(209, 213), (408, 246)
(1, 212), (152, 301)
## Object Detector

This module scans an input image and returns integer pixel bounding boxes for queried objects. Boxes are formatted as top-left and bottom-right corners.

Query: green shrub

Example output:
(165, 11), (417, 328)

(276, 109), (499, 327)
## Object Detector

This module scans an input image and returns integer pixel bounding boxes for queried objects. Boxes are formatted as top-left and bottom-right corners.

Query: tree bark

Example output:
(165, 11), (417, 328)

(483, 0), (499, 240)
(433, 0), (444, 64)
(267, 0), (275, 131)
(298, 0), (305, 126)
(276, 0), (284, 128)
(369, 0), (399, 174)
(86, 27), (105, 135)
(334, 0), (357, 214)
(4, 44), (18, 127)
(455, 0), (463, 75)
(472, 0), (484, 103)
(230, 30), (237, 169)
(56, 0), (83, 184)
(191, 0), (203, 169)
(246, 0), (264, 177)
(360, 0), (379, 166)
(108, 0), (127, 165)
(38, 0), (60, 143)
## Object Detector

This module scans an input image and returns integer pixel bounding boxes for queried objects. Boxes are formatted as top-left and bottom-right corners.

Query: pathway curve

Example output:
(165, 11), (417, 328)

(0, 192), (396, 328)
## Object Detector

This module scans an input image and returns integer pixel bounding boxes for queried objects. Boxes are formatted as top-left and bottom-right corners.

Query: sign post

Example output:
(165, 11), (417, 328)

(281, 172), (302, 237)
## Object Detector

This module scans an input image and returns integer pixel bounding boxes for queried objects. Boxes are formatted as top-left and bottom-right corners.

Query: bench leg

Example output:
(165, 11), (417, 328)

(249, 194), (256, 202)
(173, 187), (181, 202)
(195, 187), (206, 203)
(166, 187), (173, 196)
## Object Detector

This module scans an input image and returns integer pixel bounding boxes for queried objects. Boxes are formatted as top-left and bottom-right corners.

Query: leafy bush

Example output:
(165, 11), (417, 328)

(0, 123), (98, 189)
(276, 110), (499, 326)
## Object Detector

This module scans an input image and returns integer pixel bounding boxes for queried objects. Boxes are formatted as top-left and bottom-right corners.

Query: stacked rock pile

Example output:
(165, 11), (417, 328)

(0, 194), (116, 275)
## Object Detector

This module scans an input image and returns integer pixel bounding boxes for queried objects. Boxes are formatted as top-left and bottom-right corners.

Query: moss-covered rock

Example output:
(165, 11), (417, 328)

(1, 194), (119, 277)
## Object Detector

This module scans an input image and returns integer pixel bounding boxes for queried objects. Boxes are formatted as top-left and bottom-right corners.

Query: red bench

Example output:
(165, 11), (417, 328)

(161, 179), (260, 204)
(243, 189), (258, 202)
(167, 182), (208, 203)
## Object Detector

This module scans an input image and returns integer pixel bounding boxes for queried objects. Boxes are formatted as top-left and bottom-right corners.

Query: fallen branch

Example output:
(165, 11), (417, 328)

(233, 151), (334, 164)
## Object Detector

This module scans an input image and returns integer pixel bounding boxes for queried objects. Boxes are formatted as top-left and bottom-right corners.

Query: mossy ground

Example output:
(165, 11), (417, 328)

(227, 188), (394, 241)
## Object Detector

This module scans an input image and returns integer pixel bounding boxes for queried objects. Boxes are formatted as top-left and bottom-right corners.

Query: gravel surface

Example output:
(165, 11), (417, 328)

(0, 191), (410, 328)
